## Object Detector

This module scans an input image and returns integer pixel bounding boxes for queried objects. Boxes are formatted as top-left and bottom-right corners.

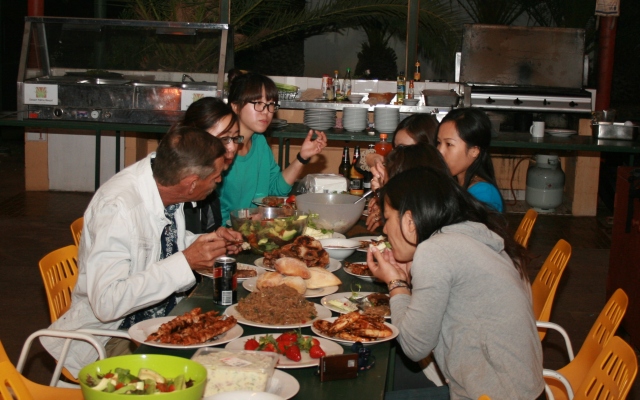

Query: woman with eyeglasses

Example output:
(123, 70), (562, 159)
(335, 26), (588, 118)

(217, 72), (328, 223)
(178, 97), (243, 234)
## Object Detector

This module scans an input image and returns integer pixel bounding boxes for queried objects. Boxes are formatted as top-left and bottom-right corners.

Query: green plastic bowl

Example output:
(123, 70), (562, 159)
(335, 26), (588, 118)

(78, 354), (207, 399)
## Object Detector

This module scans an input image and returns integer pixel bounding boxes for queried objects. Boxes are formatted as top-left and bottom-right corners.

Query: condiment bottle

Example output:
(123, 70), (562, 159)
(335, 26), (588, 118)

(396, 72), (406, 105)
(375, 133), (392, 157)
(342, 68), (352, 97)
(334, 70), (342, 99)
(326, 77), (335, 100)
(414, 61), (421, 82)
(338, 146), (351, 177)
(349, 146), (364, 196)
(322, 74), (330, 99)
(408, 80), (415, 99)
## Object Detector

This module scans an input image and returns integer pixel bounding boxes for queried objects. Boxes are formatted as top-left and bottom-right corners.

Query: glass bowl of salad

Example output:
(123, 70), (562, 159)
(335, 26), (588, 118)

(230, 207), (308, 255)
(79, 354), (207, 399)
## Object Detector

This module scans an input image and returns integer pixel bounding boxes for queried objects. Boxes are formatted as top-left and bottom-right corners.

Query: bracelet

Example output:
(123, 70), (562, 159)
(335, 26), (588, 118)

(389, 285), (411, 294)
(388, 279), (410, 292)
(296, 152), (310, 164)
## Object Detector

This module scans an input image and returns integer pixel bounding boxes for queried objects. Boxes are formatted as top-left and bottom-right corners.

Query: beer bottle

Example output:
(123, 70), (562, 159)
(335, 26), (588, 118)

(362, 144), (375, 190)
(414, 61), (421, 82)
(334, 70), (342, 98)
(408, 80), (415, 99)
(349, 146), (364, 196)
(375, 133), (392, 157)
(342, 68), (353, 97)
(338, 146), (350, 177)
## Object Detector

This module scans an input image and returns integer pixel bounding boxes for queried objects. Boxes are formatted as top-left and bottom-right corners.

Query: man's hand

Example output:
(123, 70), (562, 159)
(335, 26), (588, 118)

(215, 227), (244, 254)
(183, 232), (227, 271)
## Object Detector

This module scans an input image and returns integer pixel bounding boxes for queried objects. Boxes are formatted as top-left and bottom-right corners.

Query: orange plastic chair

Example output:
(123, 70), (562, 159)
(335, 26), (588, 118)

(38, 245), (79, 324)
(544, 336), (638, 400)
(544, 289), (629, 400)
(69, 217), (83, 247)
(0, 341), (83, 400)
(531, 239), (572, 341)
(478, 396), (492, 400)
(514, 209), (538, 248)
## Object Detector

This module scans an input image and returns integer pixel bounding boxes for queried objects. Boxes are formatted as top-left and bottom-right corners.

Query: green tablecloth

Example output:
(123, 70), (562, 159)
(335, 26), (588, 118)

(136, 227), (394, 399)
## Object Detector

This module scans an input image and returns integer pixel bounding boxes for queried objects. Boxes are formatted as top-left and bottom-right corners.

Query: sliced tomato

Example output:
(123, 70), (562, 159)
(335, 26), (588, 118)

(115, 382), (125, 390)
(156, 383), (169, 392)
(285, 195), (296, 204)
(104, 372), (114, 379)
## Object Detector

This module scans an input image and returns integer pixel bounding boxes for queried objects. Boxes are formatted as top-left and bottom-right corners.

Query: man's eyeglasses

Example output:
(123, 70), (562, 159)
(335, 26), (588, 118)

(249, 101), (279, 113)
(219, 136), (244, 145)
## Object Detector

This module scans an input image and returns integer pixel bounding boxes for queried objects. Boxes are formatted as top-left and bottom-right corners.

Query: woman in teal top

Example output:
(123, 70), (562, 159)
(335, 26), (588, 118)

(436, 108), (504, 212)
(218, 73), (327, 222)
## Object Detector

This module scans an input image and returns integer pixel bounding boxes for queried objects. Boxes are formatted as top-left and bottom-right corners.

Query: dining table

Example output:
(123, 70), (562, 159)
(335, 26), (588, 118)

(134, 220), (397, 399)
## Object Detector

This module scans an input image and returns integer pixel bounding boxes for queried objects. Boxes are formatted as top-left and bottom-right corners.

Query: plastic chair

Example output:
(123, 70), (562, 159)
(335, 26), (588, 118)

(478, 396), (492, 400)
(543, 289), (629, 400)
(0, 361), (33, 400)
(514, 209), (538, 248)
(38, 245), (79, 324)
(544, 336), (638, 400)
(69, 217), (83, 247)
(532, 239), (572, 340)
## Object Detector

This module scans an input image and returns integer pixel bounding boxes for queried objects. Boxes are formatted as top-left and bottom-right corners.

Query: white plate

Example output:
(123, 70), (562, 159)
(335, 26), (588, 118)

(546, 129), (577, 137)
(343, 263), (377, 282)
(311, 316), (399, 346)
(321, 292), (391, 319)
(254, 257), (342, 273)
(225, 303), (332, 329)
(242, 277), (339, 298)
(252, 196), (289, 207)
(129, 316), (243, 349)
(202, 370), (299, 400)
(224, 333), (344, 369)
(354, 236), (387, 252)
(197, 263), (267, 281)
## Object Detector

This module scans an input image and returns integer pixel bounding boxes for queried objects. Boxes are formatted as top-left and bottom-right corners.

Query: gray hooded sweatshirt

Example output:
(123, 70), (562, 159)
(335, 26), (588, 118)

(390, 221), (544, 400)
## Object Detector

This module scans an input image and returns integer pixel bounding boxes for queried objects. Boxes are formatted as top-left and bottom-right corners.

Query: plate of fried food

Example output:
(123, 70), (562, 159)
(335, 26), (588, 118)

(225, 285), (332, 329)
(246, 256), (341, 298)
(343, 261), (378, 282)
(225, 331), (344, 369)
(129, 307), (243, 349)
(259, 235), (341, 272)
(321, 292), (391, 319)
(197, 263), (267, 281)
(311, 312), (398, 345)
(252, 196), (295, 208)
(355, 235), (391, 253)
(256, 257), (341, 273)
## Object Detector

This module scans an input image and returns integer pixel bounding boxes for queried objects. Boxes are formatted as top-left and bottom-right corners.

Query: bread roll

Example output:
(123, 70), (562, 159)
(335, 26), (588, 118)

(281, 276), (307, 295)
(305, 267), (341, 289)
(256, 271), (283, 290)
(274, 257), (311, 279)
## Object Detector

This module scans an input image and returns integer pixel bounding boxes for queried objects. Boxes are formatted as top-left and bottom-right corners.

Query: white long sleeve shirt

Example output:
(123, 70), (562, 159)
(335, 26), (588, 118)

(41, 153), (198, 376)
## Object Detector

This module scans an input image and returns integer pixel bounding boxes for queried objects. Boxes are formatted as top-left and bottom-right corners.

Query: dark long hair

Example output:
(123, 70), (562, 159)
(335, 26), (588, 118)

(439, 108), (501, 195)
(181, 97), (238, 135)
(228, 72), (279, 108)
(381, 166), (527, 280)
(385, 143), (450, 179)
(392, 114), (439, 147)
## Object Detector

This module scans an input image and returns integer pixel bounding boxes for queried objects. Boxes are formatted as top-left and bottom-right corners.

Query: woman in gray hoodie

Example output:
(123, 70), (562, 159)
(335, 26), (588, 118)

(369, 166), (544, 400)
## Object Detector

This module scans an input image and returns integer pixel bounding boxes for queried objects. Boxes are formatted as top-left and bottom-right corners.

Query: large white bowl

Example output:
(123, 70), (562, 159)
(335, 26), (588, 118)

(318, 238), (360, 260)
(295, 193), (365, 234)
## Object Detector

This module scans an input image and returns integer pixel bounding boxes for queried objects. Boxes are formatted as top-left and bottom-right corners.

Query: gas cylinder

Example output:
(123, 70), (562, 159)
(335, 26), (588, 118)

(525, 155), (565, 212)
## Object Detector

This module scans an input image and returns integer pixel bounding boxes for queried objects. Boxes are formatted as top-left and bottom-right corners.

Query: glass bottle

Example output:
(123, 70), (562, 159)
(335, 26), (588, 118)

(326, 77), (335, 100)
(408, 80), (415, 99)
(396, 71), (406, 104)
(414, 61), (421, 82)
(342, 68), (353, 97)
(362, 144), (375, 190)
(375, 133), (392, 157)
(349, 146), (364, 196)
(338, 146), (351, 177)
(333, 70), (342, 99)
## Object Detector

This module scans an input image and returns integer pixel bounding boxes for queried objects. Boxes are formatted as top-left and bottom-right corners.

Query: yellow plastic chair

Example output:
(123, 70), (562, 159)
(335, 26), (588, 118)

(531, 239), (572, 341)
(69, 217), (83, 247)
(544, 289), (629, 400)
(38, 245), (79, 324)
(0, 341), (83, 400)
(478, 396), (492, 400)
(544, 336), (638, 400)
(514, 209), (538, 248)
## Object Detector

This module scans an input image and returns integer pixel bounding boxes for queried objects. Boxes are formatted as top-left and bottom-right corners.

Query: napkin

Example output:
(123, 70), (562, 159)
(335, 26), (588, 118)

(300, 174), (348, 193)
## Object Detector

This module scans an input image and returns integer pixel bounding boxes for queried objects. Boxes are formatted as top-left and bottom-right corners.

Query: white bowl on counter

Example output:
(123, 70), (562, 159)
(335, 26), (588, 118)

(318, 238), (361, 260)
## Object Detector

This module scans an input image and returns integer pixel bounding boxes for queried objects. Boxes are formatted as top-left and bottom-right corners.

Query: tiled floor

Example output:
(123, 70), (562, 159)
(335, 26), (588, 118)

(0, 131), (638, 397)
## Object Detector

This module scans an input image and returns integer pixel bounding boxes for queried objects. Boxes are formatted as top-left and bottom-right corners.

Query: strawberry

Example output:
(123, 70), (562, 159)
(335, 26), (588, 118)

(277, 332), (298, 344)
(262, 343), (276, 352)
(277, 341), (288, 354)
(285, 344), (302, 362)
(309, 344), (326, 359)
(244, 338), (259, 351)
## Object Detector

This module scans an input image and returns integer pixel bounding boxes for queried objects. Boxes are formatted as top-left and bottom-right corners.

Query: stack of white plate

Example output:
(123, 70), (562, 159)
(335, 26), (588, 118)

(269, 119), (288, 129)
(304, 109), (336, 131)
(374, 106), (400, 133)
(342, 107), (368, 132)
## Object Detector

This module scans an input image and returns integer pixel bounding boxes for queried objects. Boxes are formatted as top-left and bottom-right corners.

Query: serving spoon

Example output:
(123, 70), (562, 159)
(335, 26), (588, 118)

(354, 189), (377, 204)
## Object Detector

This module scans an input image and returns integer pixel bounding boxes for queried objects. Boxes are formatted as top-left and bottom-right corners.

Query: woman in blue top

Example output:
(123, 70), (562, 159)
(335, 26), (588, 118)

(436, 108), (504, 212)
(218, 73), (328, 223)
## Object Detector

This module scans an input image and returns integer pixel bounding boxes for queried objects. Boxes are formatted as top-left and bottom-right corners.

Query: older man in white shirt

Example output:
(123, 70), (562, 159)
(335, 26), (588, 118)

(42, 125), (242, 376)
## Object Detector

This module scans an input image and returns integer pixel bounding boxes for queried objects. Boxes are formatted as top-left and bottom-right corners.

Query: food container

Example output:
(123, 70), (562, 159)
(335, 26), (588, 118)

(295, 193), (366, 234)
(422, 89), (460, 107)
(592, 122), (638, 141)
(318, 238), (360, 260)
(230, 208), (308, 255)
(191, 348), (279, 397)
(78, 354), (207, 399)
(366, 92), (396, 105)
